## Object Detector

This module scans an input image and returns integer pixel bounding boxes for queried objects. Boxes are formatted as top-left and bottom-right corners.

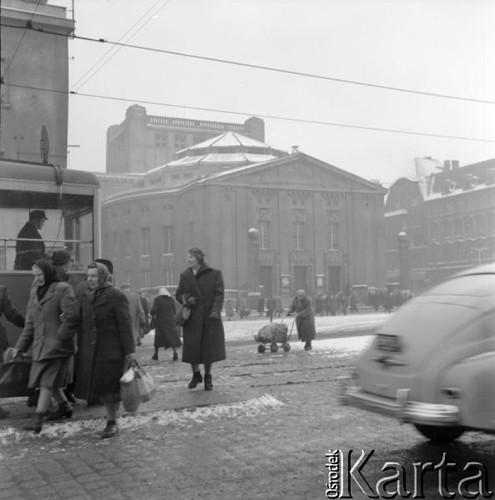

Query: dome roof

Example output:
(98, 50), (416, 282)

(170, 131), (286, 166)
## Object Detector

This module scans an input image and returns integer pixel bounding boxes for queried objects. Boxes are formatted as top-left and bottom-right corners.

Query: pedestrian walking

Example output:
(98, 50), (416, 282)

(256, 296), (265, 317)
(287, 289), (316, 351)
(176, 247), (226, 391)
(225, 299), (235, 321)
(15, 260), (78, 433)
(76, 262), (135, 438)
(0, 284), (25, 419)
(150, 287), (181, 361)
(265, 294), (276, 322)
(139, 292), (150, 336)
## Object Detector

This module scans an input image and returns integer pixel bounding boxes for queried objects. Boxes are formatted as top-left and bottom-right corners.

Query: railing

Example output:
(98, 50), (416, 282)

(0, 238), (94, 270)
(147, 115), (245, 132)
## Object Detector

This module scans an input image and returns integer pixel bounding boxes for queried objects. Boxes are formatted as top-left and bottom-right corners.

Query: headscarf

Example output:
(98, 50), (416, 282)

(188, 247), (205, 264)
(158, 287), (171, 296)
(34, 259), (59, 300)
(86, 262), (112, 303)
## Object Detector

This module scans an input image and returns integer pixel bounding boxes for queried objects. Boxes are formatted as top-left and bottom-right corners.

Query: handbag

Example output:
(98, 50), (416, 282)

(175, 302), (191, 327)
(0, 360), (32, 398)
(133, 360), (156, 402)
(120, 366), (140, 413)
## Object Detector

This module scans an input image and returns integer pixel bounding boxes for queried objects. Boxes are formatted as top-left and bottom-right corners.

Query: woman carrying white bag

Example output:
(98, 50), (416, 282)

(76, 262), (135, 439)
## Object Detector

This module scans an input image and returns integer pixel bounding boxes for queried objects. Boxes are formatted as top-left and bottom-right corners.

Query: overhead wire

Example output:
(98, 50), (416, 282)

(72, 0), (174, 92)
(8, 82), (495, 144)
(1, 21), (494, 106)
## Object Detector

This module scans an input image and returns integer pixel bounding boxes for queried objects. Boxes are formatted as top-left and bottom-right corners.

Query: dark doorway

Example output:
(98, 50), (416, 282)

(294, 266), (308, 293)
(328, 266), (341, 294)
(259, 265), (273, 296)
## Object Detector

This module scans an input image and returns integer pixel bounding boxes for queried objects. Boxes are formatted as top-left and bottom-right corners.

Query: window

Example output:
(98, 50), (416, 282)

(259, 221), (270, 250)
(465, 216), (474, 236)
(454, 218), (463, 237)
(163, 268), (174, 286)
(443, 219), (453, 239)
(327, 222), (338, 250)
(163, 225), (174, 254)
(141, 228), (150, 255)
(174, 133), (187, 151)
(294, 221), (304, 250)
(155, 132), (167, 148)
(124, 230), (131, 257)
(140, 270), (150, 288)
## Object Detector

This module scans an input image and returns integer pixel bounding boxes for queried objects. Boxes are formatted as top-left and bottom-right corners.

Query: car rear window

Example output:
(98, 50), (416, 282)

(425, 274), (495, 297)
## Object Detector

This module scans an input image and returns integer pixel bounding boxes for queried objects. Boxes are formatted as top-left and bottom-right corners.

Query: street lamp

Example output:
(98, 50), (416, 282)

(247, 227), (260, 293)
(397, 230), (409, 291)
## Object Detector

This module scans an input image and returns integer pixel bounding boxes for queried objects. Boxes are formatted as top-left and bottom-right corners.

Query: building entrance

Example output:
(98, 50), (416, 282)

(327, 266), (341, 294)
(294, 266), (308, 293)
(259, 265), (273, 296)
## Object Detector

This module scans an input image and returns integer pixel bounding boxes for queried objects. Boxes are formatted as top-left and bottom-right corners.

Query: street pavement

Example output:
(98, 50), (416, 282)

(0, 313), (383, 500)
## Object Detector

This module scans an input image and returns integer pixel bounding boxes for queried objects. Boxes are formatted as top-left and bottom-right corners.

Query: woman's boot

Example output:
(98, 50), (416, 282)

(188, 371), (202, 389)
(204, 374), (213, 391)
(23, 412), (45, 433)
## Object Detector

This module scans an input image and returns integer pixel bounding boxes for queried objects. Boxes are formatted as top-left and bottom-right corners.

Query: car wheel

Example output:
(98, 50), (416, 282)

(414, 424), (464, 443)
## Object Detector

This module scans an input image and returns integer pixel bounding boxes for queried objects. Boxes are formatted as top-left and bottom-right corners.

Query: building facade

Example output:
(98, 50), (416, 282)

(102, 132), (387, 296)
(106, 104), (266, 174)
(0, 0), (74, 167)
(385, 157), (495, 291)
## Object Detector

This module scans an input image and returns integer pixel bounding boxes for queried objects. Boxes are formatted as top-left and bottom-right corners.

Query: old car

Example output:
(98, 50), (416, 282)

(341, 263), (495, 443)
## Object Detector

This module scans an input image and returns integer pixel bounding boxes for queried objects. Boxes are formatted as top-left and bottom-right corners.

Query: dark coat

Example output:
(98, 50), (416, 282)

(288, 296), (316, 342)
(150, 295), (181, 349)
(0, 285), (25, 354)
(75, 285), (135, 402)
(14, 221), (46, 270)
(15, 282), (78, 360)
(176, 264), (226, 364)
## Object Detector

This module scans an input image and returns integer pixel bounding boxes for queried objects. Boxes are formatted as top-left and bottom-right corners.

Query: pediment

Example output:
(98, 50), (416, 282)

(204, 153), (384, 193)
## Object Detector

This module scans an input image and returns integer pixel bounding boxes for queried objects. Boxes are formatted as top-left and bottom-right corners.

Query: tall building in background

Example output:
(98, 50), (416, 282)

(106, 104), (265, 174)
(0, 0), (74, 167)
(385, 157), (495, 291)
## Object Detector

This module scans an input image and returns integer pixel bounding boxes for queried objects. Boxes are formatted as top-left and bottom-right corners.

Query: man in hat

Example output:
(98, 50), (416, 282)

(14, 210), (48, 270)
(52, 249), (73, 282)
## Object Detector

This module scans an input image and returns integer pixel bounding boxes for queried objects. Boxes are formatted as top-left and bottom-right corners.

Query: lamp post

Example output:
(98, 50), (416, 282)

(398, 230), (409, 291)
(247, 227), (260, 294)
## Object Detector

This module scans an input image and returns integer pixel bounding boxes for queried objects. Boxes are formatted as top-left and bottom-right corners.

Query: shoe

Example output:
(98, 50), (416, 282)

(304, 341), (312, 351)
(101, 421), (119, 439)
(151, 353), (158, 361)
(172, 352), (178, 361)
(64, 389), (76, 404)
(188, 371), (202, 389)
(23, 412), (44, 434)
(136, 338), (142, 346)
(46, 401), (73, 421)
(204, 374), (213, 391)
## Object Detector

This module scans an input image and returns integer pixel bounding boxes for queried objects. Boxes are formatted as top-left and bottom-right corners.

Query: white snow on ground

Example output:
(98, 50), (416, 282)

(0, 394), (284, 443)
(284, 336), (374, 357)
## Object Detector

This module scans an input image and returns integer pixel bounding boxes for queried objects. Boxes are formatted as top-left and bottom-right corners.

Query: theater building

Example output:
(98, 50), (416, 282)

(385, 157), (495, 291)
(102, 132), (386, 296)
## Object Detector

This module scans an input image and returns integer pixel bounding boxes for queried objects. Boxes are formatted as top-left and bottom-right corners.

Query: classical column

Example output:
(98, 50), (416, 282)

(247, 227), (260, 293)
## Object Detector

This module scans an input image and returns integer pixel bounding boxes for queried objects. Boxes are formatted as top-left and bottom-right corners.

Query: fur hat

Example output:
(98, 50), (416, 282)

(52, 250), (71, 266)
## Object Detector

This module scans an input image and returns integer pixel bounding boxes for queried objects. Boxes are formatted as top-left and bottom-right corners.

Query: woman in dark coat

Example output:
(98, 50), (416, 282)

(287, 289), (316, 351)
(150, 287), (181, 361)
(76, 262), (135, 438)
(176, 247), (226, 391)
(15, 260), (78, 433)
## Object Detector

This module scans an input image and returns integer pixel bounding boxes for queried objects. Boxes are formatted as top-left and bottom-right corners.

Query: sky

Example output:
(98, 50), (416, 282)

(58, 0), (495, 184)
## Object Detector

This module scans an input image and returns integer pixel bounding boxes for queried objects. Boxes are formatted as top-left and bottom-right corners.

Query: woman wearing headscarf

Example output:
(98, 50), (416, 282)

(76, 262), (135, 438)
(15, 259), (78, 433)
(287, 289), (316, 351)
(150, 287), (181, 362)
(176, 247), (226, 391)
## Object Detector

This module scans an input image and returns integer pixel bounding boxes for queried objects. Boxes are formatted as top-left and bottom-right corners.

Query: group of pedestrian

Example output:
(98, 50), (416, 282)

(0, 246), (227, 437)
